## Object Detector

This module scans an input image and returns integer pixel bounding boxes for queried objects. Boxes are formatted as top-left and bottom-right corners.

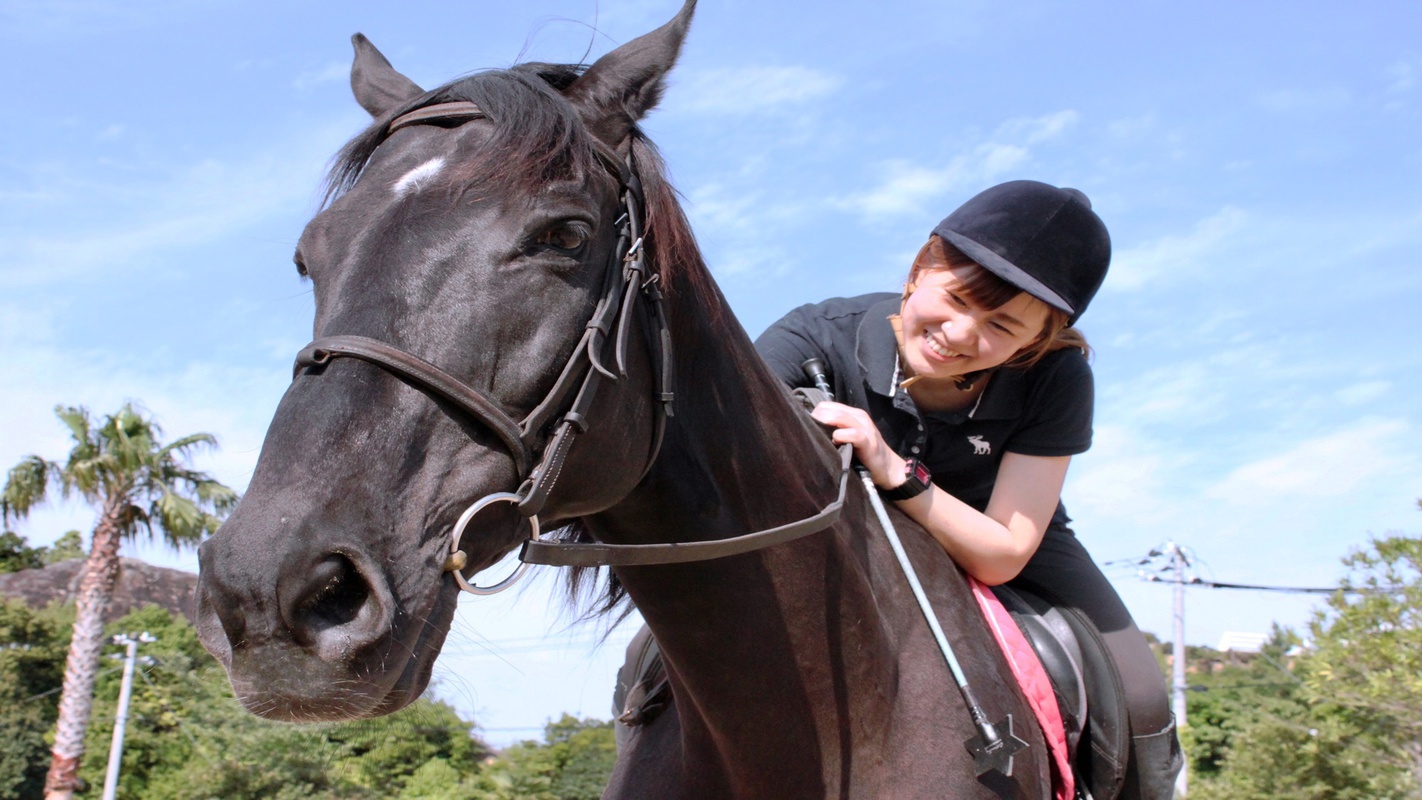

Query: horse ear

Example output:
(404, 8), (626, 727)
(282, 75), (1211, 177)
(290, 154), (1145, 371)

(350, 33), (425, 118)
(566, 0), (697, 147)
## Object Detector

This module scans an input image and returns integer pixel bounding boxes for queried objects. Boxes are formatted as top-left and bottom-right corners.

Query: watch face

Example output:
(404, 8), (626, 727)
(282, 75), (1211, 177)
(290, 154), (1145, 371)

(908, 459), (932, 486)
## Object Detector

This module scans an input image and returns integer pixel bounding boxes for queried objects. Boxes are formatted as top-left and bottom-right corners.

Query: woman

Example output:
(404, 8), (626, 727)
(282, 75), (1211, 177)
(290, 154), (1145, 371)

(755, 180), (1181, 800)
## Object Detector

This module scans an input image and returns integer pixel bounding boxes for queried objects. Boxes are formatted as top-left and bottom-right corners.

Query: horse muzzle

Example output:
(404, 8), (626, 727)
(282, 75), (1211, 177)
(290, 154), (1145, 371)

(195, 511), (448, 721)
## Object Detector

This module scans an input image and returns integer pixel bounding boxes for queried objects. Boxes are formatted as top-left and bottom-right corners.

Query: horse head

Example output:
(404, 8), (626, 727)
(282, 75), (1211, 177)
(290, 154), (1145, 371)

(196, 1), (696, 722)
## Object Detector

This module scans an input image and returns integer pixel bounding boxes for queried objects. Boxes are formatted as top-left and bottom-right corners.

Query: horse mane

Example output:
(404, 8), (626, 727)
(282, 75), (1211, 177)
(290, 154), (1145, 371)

(322, 58), (762, 624)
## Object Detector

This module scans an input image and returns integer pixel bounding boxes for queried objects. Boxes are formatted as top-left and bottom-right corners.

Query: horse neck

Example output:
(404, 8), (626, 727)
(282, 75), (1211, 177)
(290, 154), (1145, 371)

(613, 275), (840, 540)
(592, 275), (902, 789)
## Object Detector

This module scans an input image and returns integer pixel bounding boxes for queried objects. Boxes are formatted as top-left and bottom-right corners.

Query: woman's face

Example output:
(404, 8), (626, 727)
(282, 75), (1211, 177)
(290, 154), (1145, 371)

(898, 265), (1051, 382)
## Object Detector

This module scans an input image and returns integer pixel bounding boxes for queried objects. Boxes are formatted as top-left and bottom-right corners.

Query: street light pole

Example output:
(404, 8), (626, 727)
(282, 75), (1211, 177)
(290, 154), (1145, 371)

(101, 632), (154, 800)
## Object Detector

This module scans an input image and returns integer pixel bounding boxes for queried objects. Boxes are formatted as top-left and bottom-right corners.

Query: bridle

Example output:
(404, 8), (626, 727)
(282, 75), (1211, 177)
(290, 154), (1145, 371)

(292, 100), (850, 595)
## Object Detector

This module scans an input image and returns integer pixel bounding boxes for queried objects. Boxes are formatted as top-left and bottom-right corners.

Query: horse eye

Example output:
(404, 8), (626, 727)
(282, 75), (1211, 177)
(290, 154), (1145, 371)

(532, 222), (590, 254)
(294, 253), (309, 278)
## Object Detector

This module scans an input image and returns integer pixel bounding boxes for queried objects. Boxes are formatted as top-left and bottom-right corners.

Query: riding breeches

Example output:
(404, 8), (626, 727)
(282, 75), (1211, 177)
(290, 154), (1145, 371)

(1008, 526), (1173, 736)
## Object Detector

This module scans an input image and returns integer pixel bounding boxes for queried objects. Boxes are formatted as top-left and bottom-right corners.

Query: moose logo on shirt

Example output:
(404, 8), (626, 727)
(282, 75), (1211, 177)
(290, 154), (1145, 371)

(967, 435), (991, 455)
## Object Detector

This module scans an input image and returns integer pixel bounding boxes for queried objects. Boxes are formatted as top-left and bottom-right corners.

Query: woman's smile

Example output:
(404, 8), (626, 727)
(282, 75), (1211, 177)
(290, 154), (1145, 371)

(923, 330), (967, 362)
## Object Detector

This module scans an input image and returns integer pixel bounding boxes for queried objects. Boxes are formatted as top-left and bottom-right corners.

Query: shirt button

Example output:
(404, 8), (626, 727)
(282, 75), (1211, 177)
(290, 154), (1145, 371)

(910, 446), (921, 454)
(916, 423), (924, 431)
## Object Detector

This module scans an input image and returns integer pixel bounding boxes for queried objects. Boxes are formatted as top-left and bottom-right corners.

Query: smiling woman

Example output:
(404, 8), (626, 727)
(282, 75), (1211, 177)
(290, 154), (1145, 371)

(756, 179), (1182, 799)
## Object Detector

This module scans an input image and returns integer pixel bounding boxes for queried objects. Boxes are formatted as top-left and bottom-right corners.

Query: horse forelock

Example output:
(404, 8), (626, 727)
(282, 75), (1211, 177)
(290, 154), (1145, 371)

(323, 63), (597, 209)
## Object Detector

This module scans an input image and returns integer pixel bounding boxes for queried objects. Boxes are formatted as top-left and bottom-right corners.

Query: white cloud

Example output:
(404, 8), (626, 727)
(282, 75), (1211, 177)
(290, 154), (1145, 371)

(1335, 380), (1391, 406)
(293, 61), (349, 92)
(1385, 61), (1415, 95)
(671, 65), (842, 114)
(1100, 360), (1224, 427)
(1067, 424), (1179, 529)
(1109, 206), (1248, 291)
(1257, 85), (1352, 114)
(0, 0), (213, 38)
(998, 110), (1080, 145)
(0, 117), (355, 290)
(1204, 418), (1415, 506)
(836, 110), (1078, 220)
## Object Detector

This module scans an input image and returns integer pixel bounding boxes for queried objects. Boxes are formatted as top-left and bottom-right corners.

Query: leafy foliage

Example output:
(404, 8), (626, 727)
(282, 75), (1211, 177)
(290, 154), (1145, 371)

(0, 529), (85, 574)
(474, 716), (617, 800)
(0, 597), (623, 798)
(0, 530), (47, 574)
(0, 599), (72, 799)
(1179, 626), (1304, 781)
(1187, 527), (1422, 799)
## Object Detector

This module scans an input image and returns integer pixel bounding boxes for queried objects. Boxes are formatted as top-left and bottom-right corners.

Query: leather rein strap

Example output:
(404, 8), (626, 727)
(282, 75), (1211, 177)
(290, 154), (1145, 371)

(293, 100), (847, 571)
(520, 441), (852, 567)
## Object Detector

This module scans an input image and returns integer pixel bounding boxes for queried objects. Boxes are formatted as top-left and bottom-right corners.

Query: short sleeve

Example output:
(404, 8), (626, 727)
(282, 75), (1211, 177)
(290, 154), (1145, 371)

(1003, 349), (1094, 457)
(754, 303), (834, 389)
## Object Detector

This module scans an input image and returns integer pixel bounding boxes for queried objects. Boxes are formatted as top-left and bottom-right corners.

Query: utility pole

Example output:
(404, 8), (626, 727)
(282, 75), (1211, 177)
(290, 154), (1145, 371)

(101, 632), (155, 800)
(1167, 542), (1189, 798)
(1126, 542), (1194, 797)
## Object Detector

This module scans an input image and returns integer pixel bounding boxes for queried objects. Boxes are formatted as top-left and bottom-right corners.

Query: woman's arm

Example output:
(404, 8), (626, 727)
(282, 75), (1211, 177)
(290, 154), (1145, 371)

(811, 400), (1069, 585)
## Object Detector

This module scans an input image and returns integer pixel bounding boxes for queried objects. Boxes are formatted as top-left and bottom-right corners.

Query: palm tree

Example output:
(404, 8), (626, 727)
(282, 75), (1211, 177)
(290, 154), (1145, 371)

(1, 403), (238, 800)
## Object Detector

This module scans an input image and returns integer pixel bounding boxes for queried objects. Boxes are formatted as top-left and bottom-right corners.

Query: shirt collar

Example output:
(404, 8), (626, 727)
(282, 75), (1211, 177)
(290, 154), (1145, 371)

(855, 298), (903, 398)
(854, 297), (1025, 421)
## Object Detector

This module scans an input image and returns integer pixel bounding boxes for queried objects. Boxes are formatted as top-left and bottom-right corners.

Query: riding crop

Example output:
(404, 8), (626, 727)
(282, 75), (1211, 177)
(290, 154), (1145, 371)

(800, 359), (1029, 778)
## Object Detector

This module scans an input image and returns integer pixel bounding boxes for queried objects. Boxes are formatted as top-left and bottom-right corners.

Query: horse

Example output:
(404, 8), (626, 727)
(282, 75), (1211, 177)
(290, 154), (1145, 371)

(194, 2), (1054, 796)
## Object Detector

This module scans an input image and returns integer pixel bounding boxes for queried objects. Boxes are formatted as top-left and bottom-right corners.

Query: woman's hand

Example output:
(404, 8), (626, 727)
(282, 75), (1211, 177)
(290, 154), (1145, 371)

(810, 401), (907, 490)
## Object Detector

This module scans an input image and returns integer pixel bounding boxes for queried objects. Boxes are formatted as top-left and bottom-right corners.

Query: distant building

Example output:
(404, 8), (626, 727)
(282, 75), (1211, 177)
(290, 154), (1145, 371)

(1217, 631), (1269, 654)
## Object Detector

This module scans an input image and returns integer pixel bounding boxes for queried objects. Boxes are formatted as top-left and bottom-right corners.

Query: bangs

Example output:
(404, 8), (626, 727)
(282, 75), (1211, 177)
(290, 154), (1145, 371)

(913, 236), (1022, 310)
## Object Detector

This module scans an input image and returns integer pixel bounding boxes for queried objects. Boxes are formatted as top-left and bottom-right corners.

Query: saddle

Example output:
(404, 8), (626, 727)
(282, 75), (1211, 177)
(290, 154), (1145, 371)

(992, 586), (1130, 800)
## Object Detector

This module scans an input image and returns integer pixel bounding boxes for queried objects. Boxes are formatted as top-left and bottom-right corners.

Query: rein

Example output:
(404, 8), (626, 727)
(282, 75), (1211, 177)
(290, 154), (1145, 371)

(292, 101), (849, 593)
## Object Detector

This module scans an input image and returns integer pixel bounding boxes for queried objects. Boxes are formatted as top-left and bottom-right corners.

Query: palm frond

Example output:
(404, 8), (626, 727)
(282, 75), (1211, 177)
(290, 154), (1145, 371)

(149, 491), (208, 546)
(11, 402), (237, 549)
(2, 455), (56, 523)
(157, 432), (219, 461)
(53, 405), (94, 450)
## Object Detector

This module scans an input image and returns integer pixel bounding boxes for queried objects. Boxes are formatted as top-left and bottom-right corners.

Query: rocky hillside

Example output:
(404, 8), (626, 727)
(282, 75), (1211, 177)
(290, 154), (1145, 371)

(0, 558), (198, 624)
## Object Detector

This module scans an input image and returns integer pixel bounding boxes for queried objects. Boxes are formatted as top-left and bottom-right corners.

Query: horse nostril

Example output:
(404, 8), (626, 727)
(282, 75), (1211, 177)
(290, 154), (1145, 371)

(298, 555), (371, 629)
(287, 553), (393, 660)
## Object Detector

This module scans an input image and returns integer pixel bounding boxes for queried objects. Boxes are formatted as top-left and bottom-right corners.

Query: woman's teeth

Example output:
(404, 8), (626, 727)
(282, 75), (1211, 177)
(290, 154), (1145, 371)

(926, 333), (957, 358)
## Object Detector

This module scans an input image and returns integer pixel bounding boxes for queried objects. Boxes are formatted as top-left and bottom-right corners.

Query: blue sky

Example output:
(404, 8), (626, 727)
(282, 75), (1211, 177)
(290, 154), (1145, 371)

(3, 0), (1420, 746)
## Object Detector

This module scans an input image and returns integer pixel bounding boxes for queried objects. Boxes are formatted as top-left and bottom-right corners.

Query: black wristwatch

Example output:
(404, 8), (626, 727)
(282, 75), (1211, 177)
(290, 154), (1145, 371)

(880, 458), (933, 501)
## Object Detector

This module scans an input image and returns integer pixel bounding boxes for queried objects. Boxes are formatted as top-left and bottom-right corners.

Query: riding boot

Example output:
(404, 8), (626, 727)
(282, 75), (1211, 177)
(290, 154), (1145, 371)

(1119, 718), (1183, 800)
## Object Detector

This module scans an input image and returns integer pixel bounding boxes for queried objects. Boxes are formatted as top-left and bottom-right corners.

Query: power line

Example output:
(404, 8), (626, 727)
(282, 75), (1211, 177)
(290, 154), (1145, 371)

(1142, 576), (1347, 594)
(1108, 543), (1390, 595)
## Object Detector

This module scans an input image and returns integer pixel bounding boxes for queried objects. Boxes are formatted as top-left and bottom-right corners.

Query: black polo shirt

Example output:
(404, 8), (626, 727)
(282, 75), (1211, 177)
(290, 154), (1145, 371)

(754, 293), (1093, 532)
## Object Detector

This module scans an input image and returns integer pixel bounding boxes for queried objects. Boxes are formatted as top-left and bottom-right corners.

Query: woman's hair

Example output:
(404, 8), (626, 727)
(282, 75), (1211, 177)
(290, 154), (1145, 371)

(908, 235), (1091, 370)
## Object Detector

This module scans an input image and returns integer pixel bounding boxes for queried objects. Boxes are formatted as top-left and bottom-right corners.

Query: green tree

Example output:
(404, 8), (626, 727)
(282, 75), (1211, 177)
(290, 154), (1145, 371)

(1190, 527), (1422, 800)
(42, 531), (85, 565)
(0, 530), (47, 573)
(0, 530), (85, 574)
(1, 404), (238, 799)
(1181, 626), (1303, 780)
(473, 715), (617, 800)
(1303, 534), (1422, 794)
(0, 599), (72, 799)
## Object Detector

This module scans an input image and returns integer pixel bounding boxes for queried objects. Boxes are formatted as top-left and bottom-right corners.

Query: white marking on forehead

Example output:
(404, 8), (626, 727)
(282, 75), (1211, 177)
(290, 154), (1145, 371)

(393, 157), (446, 197)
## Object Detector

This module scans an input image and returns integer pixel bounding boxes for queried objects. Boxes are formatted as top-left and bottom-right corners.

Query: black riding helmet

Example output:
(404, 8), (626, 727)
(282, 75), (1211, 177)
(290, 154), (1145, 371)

(931, 180), (1110, 325)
